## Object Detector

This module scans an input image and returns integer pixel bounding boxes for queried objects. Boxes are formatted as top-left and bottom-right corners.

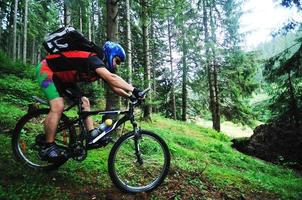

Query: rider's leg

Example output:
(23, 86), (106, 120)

(36, 60), (64, 141)
(44, 97), (65, 143)
(38, 97), (65, 161)
(36, 60), (67, 161)
(81, 96), (94, 131)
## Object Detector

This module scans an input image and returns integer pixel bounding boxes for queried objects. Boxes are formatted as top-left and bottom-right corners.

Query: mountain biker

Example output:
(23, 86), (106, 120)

(36, 41), (143, 162)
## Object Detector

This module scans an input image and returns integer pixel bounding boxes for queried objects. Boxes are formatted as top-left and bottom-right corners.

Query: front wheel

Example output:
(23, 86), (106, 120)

(108, 130), (170, 193)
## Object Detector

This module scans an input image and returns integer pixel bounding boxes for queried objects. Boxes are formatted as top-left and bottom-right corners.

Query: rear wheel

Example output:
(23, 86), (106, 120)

(12, 108), (75, 171)
(108, 130), (170, 193)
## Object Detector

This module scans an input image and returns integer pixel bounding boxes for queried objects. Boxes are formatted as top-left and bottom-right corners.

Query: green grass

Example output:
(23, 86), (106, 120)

(0, 75), (42, 105)
(141, 114), (302, 199)
(0, 102), (26, 131)
(1, 110), (302, 199)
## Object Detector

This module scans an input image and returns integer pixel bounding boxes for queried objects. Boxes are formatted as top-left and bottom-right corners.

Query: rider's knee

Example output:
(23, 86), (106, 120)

(49, 98), (65, 113)
(81, 96), (91, 111)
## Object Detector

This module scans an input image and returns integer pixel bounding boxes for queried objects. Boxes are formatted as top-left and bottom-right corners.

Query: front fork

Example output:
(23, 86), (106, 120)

(132, 121), (143, 165)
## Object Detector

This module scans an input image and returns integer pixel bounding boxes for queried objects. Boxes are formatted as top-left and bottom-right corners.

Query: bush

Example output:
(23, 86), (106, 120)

(0, 75), (42, 106)
(0, 50), (35, 79)
(0, 102), (25, 131)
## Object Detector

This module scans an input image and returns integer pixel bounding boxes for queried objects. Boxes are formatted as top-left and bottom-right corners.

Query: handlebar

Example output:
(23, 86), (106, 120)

(130, 87), (151, 106)
(141, 87), (151, 96)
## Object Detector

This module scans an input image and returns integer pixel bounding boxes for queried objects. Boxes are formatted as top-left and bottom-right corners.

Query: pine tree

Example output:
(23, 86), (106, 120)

(22, 0), (28, 64)
(13, 0), (18, 62)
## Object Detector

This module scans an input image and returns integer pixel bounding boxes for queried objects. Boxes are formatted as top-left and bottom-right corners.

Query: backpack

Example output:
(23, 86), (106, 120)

(43, 26), (102, 56)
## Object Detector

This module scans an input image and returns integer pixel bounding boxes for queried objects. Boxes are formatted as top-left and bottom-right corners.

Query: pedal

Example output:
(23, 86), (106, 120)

(70, 143), (87, 161)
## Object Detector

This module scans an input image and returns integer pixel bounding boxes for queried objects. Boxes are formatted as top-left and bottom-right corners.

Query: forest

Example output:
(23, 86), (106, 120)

(0, 0), (302, 199)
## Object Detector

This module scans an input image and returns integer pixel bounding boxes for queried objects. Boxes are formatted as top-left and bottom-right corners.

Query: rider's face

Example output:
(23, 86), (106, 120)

(112, 57), (121, 70)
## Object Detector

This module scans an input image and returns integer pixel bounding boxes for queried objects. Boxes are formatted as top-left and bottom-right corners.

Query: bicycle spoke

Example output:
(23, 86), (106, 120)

(109, 131), (170, 192)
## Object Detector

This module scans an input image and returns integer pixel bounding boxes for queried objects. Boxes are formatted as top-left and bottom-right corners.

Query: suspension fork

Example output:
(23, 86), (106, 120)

(131, 119), (143, 165)
(127, 104), (143, 164)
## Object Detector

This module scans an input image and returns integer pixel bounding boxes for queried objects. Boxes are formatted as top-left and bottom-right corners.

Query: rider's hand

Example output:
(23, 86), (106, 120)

(132, 88), (144, 99)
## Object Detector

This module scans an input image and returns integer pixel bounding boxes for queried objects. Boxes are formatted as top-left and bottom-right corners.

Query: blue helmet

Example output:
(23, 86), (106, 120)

(103, 41), (126, 73)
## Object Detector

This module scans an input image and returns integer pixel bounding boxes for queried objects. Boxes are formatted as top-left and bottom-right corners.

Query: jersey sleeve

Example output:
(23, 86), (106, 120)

(88, 55), (106, 71)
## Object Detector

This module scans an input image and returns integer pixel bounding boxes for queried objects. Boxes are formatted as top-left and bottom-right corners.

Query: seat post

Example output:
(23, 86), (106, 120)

(77, 96), (83, 114)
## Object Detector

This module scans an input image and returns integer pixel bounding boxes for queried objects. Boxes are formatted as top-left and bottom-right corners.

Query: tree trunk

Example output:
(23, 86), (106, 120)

(0, 24), (2, 49)
(287, 71), (299, 127)
(7, 3), (14, 55)
(91, 0), (95, 42)
(126, 0), (132, 84)
(99, 2), (106, 45)
(181, 28), (187, 121)
(105, 0), (120, 120)
(64, 3), (71, 26)
(17, 34), (21, 60)
(150, 16), (157, 113)
(88, 16), (92, 41)
(95, 0), (101, 44)
(106, 0), (118, 41)
(95, 1), (99, 39)
(141, 0), (151, 121)
(37, 47), (41, 64)
(22, 0), (28, 64)
(88, 0), (92, 41)
(212, 61), (220, 131)
(13, 0), (18, 62)
(0, 7), (2, 49)
(203, 0), (219, 131)
(168, 17), (177, 120)
(209, 2), (220, 131)
(32, 39), (36, 65)
(79, 7), (83, 32)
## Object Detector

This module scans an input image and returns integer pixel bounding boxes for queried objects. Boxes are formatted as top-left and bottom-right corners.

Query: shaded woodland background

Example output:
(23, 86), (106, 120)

(1, 0), (301, 130)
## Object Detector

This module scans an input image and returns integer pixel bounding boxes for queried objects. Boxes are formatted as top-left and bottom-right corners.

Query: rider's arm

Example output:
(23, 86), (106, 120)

(110, 86), (131, 98)
(95, 68), (134, 92)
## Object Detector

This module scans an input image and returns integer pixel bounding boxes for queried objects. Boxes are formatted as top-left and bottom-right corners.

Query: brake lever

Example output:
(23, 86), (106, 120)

(130, 99), (139, 105)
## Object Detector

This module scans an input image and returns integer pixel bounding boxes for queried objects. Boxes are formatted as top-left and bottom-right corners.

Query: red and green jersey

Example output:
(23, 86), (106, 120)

(36, 51), (105, 100)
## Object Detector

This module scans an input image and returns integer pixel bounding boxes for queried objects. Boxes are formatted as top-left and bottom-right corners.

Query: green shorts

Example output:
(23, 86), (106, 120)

(36, 60), (82, 100)
(36, 60), (61, 100)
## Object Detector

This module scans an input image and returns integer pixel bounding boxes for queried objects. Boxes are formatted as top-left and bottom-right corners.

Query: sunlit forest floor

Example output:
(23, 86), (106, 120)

(195, 118), (254, 138)
(1, 115), (301, 200)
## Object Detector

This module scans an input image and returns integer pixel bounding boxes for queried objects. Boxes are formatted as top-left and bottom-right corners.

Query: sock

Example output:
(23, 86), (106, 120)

(45, 142), (55, 148)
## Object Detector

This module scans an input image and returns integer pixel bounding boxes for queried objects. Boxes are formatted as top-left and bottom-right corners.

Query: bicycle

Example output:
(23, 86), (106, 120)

(12, 88), (170, 193)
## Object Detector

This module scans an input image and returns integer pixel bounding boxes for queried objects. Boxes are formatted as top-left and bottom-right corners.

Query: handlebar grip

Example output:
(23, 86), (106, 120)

(141, 87), (151, 97)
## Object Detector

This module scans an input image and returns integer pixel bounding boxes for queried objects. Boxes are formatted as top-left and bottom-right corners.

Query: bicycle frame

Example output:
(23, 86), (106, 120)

(33, 87), (149, 151)
(65, 96), (139, 146)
